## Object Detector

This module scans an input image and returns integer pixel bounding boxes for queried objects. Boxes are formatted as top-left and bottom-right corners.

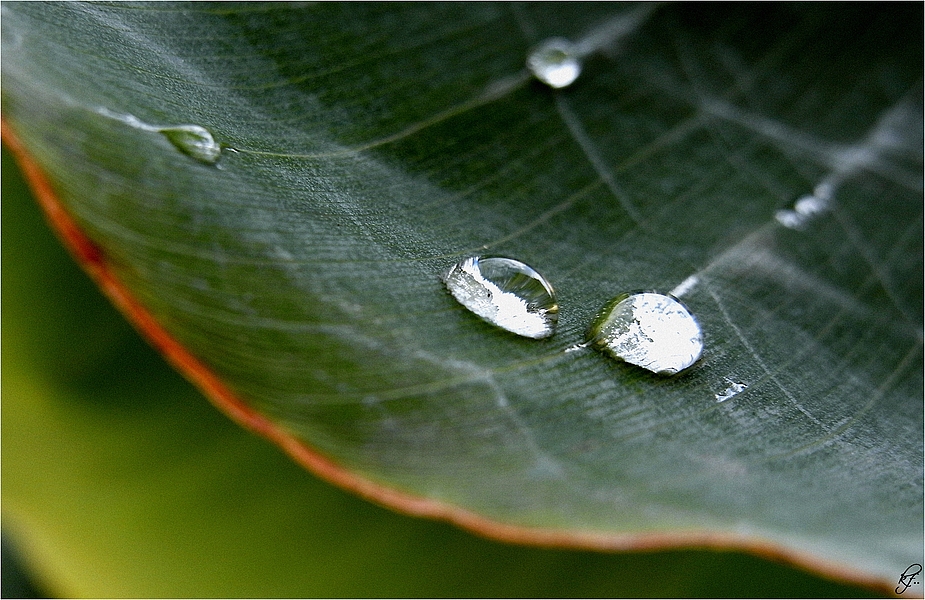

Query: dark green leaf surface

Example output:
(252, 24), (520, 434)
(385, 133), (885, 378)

(3, 1), (922, 586)
(3, 144), (881, 597)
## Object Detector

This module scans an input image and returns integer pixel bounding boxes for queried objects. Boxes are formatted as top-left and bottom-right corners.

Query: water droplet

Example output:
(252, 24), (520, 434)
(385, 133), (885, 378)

(159, 125), (222, 164)
(527, 38), (582, 89)
(588, 292), (703, 375)
(775, 192), (830, 230)
(715, 379), (748, 402)
(813, 182), (833, 201)
(794, 194), (828, 217)
(443, 256), (558, 339)
(95, 109), (224, 164)
(774, 209), (804, 229)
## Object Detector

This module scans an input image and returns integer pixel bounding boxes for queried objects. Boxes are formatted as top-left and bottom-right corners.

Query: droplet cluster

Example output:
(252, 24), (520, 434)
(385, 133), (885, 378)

(443, 256), (704, 375)
(774, 186), (831, 230)
(447, 31), (710, 373)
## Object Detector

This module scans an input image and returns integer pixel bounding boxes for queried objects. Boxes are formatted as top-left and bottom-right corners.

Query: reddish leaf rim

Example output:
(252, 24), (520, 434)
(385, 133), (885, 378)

(1, 119), (902, 597)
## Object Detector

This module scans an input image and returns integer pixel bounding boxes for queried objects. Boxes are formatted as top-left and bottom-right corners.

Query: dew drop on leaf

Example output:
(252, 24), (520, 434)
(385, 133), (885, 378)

(775, 192), (830, 229)
(794, 194), (828, 217)
(159, 125), (222, 164)
(715, 379), (748, 402)
(589, 292), (703, 375)
(526, 37), (581, 89)
(442, 256), (558, 339)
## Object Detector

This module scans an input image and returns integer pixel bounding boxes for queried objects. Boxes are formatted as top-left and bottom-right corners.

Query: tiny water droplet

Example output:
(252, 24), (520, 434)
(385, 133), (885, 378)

(793, 194), (828, 217)
(715, 379), (748, 402)
(589, 292), (703, 375)
(443, 256), (558, 339)
(527, 38), (582, 89)
(813, 182), (833, 201)
(776, 192), (830, 230)
(774, 209), (804, 229)
(159, 125), (222, 164)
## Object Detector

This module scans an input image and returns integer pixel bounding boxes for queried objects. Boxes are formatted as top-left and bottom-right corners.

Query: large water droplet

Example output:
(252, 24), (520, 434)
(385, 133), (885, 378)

(443, 256), (558, 339)
(527, 38), (582, 89)
(589, 292), (703, 375)
(159, 125), (222, 164)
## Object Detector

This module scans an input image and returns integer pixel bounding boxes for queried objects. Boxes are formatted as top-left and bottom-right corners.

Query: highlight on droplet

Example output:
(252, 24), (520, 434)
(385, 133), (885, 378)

(442, 256), (558, 339)
(588, 292), (703, 375)
(526, 37), (582, 89)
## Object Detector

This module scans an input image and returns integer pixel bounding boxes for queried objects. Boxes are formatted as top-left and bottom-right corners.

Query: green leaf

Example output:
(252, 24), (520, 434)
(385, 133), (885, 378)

(3, 1), (921, 589)
(3, 142), (880, 599)
(0, 143), (888, 598)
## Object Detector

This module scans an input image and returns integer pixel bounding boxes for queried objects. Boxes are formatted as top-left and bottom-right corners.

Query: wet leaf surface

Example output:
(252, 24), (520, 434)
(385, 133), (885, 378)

(3, 2), (921, 588)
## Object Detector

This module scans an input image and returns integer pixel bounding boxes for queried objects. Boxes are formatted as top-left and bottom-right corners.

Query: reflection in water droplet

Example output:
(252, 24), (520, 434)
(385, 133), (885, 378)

(527, 38), (582, 89)
(589, 292), (703, 375)
(715, 379), (748, 402)
(159, 125), (222, 164)
(443, 256), (558, 339)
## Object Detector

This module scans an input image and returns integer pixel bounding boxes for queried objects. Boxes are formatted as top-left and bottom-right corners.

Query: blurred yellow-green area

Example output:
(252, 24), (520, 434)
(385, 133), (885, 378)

(1, 144), (885, 597)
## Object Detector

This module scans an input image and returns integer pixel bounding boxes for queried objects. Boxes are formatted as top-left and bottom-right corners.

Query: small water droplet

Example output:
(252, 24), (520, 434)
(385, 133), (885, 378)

(794, 194), (828, 217)
(774, 209), (804, 229)
(563, 342), (589, 354)
(715, 379), (748, 402)
(776, 192), (830, 230)
(813, 182), (833, 201)
(443, 256), (558, 339)
(588, 292), (703, 375)
(527, 38), (582, 89)
(159, 125), (222, 164)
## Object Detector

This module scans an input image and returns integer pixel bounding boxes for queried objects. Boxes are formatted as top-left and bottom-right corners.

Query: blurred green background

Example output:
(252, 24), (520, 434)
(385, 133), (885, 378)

(1, 142), (885, 598)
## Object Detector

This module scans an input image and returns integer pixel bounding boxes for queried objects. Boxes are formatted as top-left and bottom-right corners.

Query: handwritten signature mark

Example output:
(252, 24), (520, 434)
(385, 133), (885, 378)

(897, 563), (922, 594)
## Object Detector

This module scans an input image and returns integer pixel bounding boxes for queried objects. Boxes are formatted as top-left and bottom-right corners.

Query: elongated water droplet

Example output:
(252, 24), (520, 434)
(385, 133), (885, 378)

(589, 292), (703, 375)
(443, 256), (558, 339)
(527, 38), (581, 89)
(159, 125), (221, 164)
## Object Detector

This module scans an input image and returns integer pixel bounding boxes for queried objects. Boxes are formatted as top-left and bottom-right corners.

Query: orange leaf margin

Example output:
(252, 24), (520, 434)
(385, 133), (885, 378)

(2, 119), (903, 597)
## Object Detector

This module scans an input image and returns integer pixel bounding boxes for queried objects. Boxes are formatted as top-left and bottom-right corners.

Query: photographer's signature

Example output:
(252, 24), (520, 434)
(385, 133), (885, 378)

(897, 564), (922, 594)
